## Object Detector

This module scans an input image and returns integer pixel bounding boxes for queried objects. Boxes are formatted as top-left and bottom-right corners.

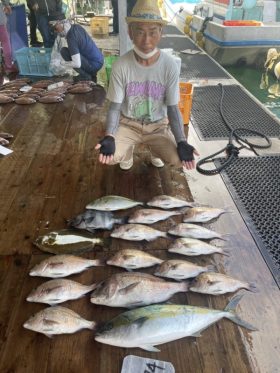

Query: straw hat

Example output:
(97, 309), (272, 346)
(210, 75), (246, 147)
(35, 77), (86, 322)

(126, 0), (167, 25)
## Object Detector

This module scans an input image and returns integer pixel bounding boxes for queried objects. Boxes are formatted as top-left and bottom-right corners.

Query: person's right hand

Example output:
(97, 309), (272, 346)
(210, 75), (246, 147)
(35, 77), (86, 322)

(95, 135), (115, 164)
(4, 5), (12, 14)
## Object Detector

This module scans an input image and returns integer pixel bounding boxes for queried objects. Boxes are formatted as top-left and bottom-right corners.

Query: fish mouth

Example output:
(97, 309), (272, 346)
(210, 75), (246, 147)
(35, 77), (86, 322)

(29, 271), (36, 276)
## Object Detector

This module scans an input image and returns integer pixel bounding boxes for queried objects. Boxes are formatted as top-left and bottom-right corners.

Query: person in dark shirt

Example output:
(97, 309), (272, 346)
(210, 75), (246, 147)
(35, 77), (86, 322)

(51, 19), (104, 82)
(29, 0), (64, 47)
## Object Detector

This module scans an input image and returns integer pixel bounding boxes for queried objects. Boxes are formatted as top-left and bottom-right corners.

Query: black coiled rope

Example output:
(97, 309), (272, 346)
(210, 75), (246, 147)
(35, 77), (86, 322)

(196, 83), (272, 175)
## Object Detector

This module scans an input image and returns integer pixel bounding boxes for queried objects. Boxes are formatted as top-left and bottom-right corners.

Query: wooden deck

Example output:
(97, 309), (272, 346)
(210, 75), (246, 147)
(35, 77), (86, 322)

(0, 82), (279, 373)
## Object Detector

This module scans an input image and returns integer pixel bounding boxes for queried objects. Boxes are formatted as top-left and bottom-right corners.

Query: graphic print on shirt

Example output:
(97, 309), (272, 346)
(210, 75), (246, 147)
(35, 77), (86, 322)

(126, 80), (166, 122)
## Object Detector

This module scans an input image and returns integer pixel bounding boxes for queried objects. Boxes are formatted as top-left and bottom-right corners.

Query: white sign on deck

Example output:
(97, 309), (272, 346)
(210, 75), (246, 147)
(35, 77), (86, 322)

(121, 355), (175, 373)
(0, 145), (13, 156)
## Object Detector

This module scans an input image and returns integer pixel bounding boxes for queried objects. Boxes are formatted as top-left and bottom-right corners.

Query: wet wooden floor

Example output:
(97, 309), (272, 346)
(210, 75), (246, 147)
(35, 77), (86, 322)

(0, 85), (279, 373)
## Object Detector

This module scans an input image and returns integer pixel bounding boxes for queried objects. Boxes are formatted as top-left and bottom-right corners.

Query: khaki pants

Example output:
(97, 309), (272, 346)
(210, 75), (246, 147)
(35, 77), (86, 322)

(111, 116), (181, 167)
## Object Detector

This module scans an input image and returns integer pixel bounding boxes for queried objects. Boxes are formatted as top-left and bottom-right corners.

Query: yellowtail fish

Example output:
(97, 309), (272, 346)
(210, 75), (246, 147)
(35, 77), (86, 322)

(86, 195), (143, 211)
(23, 306), (96, 337)
(168, 223), (225, 240)
(33, 229), (104, 255)
(26, 279), (97, 305)
(190, 272), (257, 295)
(128, 208), (182, 224)
(154, 259), (214, 280)
(168, 238), (228, 256)
(107, 249), (163, 270)
(183, 207), (229, 223)
(90, 272), (189, 308)
(147, 195), (195, 209)
(29, 254), (104, 278)
(94, 295), (257, 351)
(111, 224), (167, 241)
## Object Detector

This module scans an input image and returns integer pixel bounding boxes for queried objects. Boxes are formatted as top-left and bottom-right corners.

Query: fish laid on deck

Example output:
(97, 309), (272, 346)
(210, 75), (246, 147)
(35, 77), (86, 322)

(168, 237), (228, 256)
(147, 195), (195, 209)
(33, 229), (104, 255)
(154, 259), (214, 280)
(183, 207), (229, 223)
(94, 295), (257, 351)
(86, 195), (143, 211)
(26, 279), (97, 305)
(29, 254), (103, 278)
(90, 272), (189, 308)
(189, 272), (257, 295)
(168, 223), (225, 240)
(111, 224), (167, 241)
(24, 306), (96, 337)
(107, 249), (163, 270)
(68, 210), (126, 232)
(128, 208), (182, 224)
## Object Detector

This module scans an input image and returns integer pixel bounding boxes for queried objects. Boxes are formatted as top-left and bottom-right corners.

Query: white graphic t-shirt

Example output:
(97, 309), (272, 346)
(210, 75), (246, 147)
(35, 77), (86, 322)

(107, 50), (180, 123)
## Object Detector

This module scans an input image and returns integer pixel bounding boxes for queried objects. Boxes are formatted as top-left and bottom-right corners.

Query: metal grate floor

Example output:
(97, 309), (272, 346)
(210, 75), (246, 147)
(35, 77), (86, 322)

(191, 85), (280, 140)
(163, 25), (184, 35)
(159, 35), (200, 52)
(214, 155), (280, 287)
(180, 54), (230, 80)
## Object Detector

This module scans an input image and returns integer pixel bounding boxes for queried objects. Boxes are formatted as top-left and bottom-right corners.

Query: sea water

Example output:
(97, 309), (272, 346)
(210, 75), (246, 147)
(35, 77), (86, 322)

(226, 66), (280, 120)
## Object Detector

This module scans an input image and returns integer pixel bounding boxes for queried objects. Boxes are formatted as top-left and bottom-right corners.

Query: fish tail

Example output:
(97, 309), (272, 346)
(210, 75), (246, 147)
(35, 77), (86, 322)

(179, 280), (190, 292)
(117, 216), (129, 225)
(206, 265), (216, 272)
(89, 283), (98, 291)
(220, 249), (230, 257)
(224, 294), (257, 331)
(92, 259), (106, 266)
(88, 321), (97, 331)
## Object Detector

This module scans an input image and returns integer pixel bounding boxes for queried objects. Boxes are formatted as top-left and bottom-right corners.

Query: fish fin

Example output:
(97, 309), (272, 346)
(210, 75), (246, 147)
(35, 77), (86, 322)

(85, 227), (97, 233)
(190, 332), (202, 337)
(132, 316), (149, 328)
(44, 333), (54, 338)
(220, 249), (230, 257)
(224, 295), (258, 331)
(43, 319), (60, 325)
(89, 283), (98, 291)
(126, 301), (145, 308)
(247, 282), (258, 293)
(139, 345), (160, 352)
(118, 282), (140, 295)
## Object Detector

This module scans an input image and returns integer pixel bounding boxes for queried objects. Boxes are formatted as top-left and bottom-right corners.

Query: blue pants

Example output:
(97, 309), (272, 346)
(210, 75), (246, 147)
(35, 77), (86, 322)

(35, 14), (55, 48)
(60, 47), (102, 80)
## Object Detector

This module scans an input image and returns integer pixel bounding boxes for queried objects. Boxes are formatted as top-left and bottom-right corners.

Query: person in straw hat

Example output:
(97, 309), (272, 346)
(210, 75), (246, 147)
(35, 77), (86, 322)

(95, 0), (198, 170)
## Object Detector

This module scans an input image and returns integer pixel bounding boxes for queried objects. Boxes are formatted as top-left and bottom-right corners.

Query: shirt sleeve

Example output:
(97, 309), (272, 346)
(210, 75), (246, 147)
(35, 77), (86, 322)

(106, 62), (125, 104)
(165, 64), (180, 106)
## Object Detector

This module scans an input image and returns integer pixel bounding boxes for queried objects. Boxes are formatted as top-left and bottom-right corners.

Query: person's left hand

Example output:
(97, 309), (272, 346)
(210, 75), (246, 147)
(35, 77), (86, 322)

(4, 5), (12, 15)
(177, 141), (199, 170)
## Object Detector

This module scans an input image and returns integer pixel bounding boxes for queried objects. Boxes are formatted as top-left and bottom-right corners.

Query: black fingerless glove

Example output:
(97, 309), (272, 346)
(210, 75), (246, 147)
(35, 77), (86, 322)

(177, 141), (195, 162)
(99, 136), (115, 156)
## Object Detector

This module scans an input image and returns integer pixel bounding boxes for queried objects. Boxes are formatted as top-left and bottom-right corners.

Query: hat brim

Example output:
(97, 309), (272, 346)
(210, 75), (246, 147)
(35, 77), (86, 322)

(126, 16), (168, 25)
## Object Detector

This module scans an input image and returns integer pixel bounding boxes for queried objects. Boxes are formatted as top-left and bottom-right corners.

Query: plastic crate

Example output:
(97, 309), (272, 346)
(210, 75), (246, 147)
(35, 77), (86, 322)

(15, 47), (53, 76)
(178, 82), (193, 125)
(105, 55), (118, 82)
(90, 16), (109, 37)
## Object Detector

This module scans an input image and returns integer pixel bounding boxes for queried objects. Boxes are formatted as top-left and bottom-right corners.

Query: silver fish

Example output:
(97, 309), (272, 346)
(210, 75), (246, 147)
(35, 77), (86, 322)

(190, 272), (257, 295)
(68, 210), (126, 233)
(183, 207), (228, 223)
(168, 238), (228, 256)
(33, 229), (104, 255)
(154, 259), (214, 280)
(94, 295), (256, 351)
(107, 249), (163, 270)
(86, 195), (143, 211)
(90, 272), (189, 308)
(23, 306), (96, 337)
(168, 223), (225, 240)
(128, 208), (181, 224)
(29, 254), (103, 278)
(110, 224), (167, 241)
(26, 279), (97, 305)
(147, 195), (194, 209)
